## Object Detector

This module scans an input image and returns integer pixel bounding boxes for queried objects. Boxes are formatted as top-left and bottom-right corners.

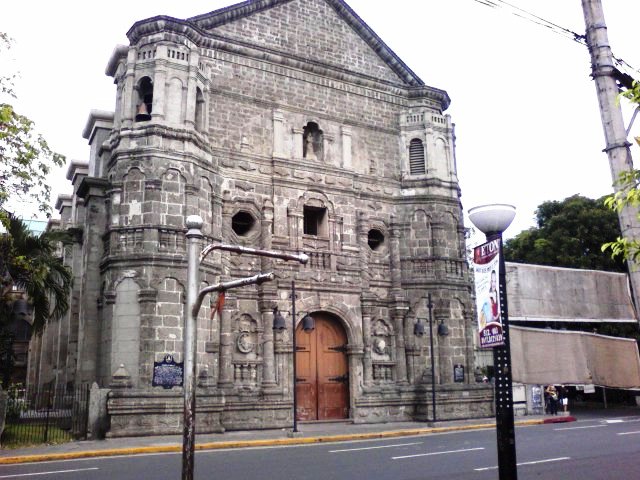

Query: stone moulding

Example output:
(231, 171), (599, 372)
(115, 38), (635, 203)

(106, 389), (225, 437)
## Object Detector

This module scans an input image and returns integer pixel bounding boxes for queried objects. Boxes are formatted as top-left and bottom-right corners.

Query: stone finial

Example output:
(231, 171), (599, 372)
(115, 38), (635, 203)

(110, 364), (132, 389)
(197, 367), (215, 388)
(186, 215), (204, 230)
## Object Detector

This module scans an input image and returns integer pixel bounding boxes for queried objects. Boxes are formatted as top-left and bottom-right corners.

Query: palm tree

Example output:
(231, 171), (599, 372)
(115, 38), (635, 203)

(0, 212), (72, 332)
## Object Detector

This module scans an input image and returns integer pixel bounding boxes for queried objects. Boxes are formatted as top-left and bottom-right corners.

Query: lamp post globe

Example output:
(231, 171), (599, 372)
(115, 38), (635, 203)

(468, 204), (515, 236)
(468, 203), (517, 480)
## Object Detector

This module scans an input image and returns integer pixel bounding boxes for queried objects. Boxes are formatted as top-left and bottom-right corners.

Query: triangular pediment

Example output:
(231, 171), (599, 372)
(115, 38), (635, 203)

(188, 0), (423, 87)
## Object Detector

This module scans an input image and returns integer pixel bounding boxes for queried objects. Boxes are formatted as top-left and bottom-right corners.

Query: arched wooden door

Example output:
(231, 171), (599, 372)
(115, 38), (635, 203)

(296, 313), (349, 421)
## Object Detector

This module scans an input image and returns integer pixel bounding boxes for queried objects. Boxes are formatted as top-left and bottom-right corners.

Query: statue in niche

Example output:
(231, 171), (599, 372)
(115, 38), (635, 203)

(303, 122), (323, 161)
(304, 133), (317, 160)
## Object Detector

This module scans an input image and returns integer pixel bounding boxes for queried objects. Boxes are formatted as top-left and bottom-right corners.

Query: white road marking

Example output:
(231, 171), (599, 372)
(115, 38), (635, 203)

(617, 431), (640, 436)
(605, 420), (624, 424)
(475, 457), (571, 471)
(392, 447), (484, 460)
(0, 468), (99, 478)
(554, 425), (606, 431)
(330, 442), (423, 453)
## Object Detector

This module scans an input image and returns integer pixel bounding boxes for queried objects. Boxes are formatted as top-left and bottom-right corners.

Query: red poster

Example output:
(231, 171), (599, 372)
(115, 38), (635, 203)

(473, 239), (504, 348)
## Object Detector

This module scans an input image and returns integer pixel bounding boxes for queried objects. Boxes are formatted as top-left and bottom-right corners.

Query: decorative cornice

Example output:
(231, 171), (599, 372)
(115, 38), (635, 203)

(55, 194), (73, 212)
(77, 177), (111, 200)
(82, 110), (115, 141)
(105, 44), (129, 77)
(66, 160), (89, 183)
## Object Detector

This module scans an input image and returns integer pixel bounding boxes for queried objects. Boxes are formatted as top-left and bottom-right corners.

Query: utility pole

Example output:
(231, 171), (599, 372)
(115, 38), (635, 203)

(582, 0), (640, 313)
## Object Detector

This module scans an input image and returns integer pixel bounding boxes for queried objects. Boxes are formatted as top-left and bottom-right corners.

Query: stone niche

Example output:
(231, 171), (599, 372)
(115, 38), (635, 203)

(232, 313), (261, 388)
(371, 318), (395, 383)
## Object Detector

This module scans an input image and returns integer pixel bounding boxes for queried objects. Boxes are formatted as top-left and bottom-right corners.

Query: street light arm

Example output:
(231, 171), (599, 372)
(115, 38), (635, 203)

(192, 272), (275, 318)
(200, 243), (309, 264)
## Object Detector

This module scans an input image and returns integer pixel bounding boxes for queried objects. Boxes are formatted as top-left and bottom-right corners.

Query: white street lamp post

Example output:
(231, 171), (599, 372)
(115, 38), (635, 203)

(468, 204), (517, 480)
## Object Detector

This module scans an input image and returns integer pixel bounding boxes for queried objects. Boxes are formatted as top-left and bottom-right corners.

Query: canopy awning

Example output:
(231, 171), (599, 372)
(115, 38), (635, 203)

(510, 326), (640, 388)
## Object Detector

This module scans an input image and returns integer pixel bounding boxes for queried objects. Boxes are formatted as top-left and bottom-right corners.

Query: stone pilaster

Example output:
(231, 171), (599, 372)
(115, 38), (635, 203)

(76, 177), (109, 386)
(361, 297), (373, 386)
(259, 201), (278, 388)
(273, 110), (285, 158)
(341, 126), (352, 169)
(218, 293), (237, 388)
(292, 127), (303, 158)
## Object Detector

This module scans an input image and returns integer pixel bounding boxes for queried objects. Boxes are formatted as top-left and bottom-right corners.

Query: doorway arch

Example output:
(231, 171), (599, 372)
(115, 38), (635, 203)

(295, 312), (349, 421)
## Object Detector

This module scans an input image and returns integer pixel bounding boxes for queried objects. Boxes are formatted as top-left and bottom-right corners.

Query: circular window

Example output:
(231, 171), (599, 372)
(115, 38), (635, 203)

(368, 229), (384, 250)
(232, 211), (255, 236)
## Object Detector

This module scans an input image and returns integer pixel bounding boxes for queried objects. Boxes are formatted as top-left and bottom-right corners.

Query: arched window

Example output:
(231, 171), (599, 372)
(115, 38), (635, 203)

(409, 138), (425, 175)
(135, 76), (153, 121)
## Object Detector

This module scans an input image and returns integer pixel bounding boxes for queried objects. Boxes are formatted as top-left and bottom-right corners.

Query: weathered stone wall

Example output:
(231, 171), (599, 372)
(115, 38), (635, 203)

(36, 0), (488, 436)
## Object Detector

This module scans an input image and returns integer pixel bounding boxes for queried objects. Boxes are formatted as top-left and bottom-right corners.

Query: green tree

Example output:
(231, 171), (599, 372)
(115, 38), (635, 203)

(0, 213), (72, 333)
(0, 33), (65, 218)
(602, 80), (640, 262)
(504, 194), (625, 272)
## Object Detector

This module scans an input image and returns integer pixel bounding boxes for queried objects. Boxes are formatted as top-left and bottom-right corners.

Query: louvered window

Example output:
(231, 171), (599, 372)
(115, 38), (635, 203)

(409, 139), (425, 175)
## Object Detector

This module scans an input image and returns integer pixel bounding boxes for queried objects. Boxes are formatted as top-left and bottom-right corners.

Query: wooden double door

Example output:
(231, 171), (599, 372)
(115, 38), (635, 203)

(296, 313), (349, 421)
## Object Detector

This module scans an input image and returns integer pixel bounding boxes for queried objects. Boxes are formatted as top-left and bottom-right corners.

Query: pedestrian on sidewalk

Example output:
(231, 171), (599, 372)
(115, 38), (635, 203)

(545, 385), (558, 415)
(558, 385), (568, 412)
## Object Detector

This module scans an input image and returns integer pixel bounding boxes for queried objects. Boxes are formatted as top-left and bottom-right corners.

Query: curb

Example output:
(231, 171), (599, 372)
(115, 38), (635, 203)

(0, 418), (559, 465)
(542, 415), (577, 424)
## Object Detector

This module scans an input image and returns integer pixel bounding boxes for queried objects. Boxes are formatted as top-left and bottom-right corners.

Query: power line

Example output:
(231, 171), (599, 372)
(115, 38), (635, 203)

(470, 0), (585, 45)
(471, 0), (640, 79)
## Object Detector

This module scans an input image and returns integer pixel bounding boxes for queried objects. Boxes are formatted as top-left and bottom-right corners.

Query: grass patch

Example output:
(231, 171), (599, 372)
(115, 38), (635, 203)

(1, 423), (73, 449)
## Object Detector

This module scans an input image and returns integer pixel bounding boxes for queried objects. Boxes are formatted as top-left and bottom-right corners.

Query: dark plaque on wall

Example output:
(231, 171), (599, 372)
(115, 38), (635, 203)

(152, 354), (184, 389)
(454, 364), (465, 383)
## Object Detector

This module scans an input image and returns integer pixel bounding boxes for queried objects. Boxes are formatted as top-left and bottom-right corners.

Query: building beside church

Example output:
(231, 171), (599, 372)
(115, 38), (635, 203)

(28, 0), (492, 437)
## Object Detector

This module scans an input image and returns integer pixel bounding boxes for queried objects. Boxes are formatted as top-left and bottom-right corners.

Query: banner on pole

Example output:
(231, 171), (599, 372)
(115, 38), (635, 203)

(473, 239), (504, 348)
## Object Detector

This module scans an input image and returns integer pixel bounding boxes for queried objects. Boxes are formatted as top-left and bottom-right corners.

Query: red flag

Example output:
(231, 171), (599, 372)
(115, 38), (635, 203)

(212, 291), (225, 320)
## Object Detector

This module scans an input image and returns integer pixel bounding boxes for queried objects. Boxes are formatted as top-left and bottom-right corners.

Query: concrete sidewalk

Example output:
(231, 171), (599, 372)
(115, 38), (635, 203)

(0, 414), (576, 465)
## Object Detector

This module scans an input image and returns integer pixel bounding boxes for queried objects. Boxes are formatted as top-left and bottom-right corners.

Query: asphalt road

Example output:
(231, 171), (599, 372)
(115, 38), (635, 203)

(2, 413), (640, 479)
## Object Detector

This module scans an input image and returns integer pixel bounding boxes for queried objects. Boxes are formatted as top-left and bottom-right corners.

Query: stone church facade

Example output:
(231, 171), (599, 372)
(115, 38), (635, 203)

(29, 0), (492, 437)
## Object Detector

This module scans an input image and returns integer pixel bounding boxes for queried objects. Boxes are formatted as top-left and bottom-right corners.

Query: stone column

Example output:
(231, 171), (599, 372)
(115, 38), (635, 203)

(357, 211), (373, 386)
(76, 178), (109, 386)
(217, 293), (236, 388)
(138, 288), (158, 385)
(288, 208), (302, 250)
(393, 308), (409, 384)
(121, 48), (137, 127)
(389, 217), (408, 384)
(389, 216), (402, 291)
(260, 201), (278, 388)
(435, 306), (452, 385)
(361, 298), (373, 386)
(64, 237), (84, 388)
(152, 45), (167, 120)
(184, 51), (200, 128)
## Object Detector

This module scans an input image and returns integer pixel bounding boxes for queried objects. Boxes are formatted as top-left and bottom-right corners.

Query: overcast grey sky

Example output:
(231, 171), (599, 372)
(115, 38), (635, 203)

(2, 0), (639, 239)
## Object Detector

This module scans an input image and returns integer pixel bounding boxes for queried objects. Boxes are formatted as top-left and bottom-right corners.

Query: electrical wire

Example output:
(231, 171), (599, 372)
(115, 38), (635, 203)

(471, 0), (640, 80)
(470, 0), (585, 45)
